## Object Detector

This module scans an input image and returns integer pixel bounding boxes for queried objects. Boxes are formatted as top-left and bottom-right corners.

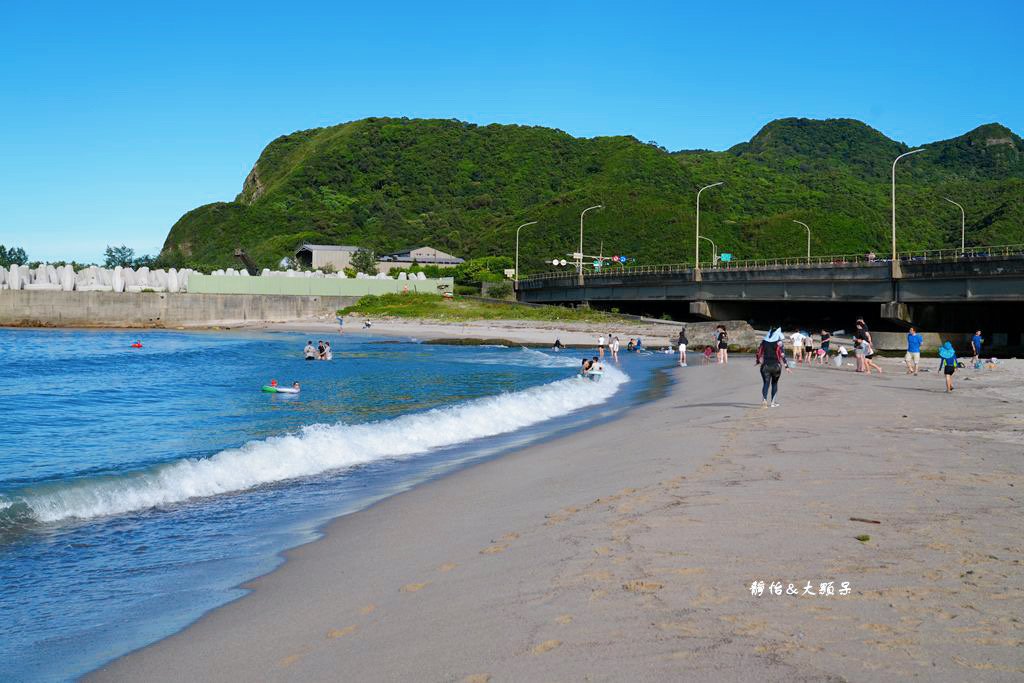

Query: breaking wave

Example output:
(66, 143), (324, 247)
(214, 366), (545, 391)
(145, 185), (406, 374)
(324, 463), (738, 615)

(1, 363), (626, 526)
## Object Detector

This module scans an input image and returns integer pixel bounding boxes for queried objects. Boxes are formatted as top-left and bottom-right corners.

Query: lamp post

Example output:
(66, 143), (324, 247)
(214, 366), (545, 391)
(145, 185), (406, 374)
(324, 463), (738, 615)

(942, 197), (966, 253)
(514, 221), (537, 289)
(695, 182), (723, 267)
(891, 149), (924, 261)
(578, 204), (603, 283)
(698, 235), (718, 264)
(792, 220), (811, 259)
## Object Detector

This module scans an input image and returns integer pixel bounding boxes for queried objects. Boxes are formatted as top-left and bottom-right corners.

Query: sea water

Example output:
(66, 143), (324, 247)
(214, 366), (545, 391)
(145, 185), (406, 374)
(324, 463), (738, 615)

(0, 328), (669, 681)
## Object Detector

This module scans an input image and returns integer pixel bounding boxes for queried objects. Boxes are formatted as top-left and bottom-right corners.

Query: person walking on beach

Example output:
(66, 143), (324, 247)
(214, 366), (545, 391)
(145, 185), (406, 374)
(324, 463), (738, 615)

(597, 334), (606, 359)
(938, 341), (958, 392)
(715, 325), (729, 364)
(862, 338), (883, 374)
(677, 325), (688, 367)
(853, 324), (868, 372)
(820, 329), (832, 362)
(971, 330), (984, 365)
(790, 329), (805, 364)
(905, 327), (923, 375)
(755, 328), (792, 408)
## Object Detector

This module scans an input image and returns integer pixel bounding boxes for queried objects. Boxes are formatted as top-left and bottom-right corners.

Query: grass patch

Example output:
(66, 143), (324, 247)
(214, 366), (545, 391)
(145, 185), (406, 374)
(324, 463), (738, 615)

(339, 293), (624, 323)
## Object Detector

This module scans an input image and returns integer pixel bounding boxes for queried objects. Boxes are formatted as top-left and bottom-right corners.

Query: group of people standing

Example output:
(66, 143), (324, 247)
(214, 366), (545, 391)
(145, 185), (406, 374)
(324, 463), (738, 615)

(303, 340), (333, 361)
(675, 325), (729, 367)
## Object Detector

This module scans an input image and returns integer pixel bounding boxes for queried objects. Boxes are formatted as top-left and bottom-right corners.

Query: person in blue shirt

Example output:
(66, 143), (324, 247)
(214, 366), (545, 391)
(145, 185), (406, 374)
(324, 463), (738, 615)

(904, 327), (924, 375)
(971, 330), (983, 364)
(938, 341), (958, 392)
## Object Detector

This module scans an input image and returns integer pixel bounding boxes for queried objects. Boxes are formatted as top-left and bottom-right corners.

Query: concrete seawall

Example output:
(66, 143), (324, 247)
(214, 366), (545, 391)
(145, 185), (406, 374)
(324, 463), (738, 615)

(0, 290), (359, 328)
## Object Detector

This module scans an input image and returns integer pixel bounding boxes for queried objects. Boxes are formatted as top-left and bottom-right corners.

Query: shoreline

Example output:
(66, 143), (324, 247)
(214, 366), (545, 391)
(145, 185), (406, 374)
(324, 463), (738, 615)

(92, 355), (1024, 681)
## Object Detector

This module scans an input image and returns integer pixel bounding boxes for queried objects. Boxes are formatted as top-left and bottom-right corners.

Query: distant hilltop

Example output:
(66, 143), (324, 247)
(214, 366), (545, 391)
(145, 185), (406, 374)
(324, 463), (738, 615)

(161, 117), (1024, 272)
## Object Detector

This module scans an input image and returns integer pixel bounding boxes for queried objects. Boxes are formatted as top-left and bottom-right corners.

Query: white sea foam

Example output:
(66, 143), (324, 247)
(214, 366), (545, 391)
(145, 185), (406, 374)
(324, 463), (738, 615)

(8, 364), (627, 524)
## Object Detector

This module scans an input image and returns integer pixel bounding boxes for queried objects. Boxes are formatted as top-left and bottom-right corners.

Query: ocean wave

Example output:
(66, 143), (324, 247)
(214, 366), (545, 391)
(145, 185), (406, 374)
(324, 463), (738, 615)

(450, 347), (582, 369)
(1, 365), (627, 526)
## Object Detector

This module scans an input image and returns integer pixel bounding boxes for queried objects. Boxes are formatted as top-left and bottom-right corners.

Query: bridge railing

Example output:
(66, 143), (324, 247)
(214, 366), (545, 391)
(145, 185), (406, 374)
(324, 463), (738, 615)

(518, 244), (1024, 283)
(896, 244), (1024, 262)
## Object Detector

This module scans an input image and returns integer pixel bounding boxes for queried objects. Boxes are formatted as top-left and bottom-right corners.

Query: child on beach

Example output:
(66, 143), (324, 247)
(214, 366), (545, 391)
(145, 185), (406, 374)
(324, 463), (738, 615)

(702, 345), (714, 364)
(790, 330), (805, 364)
(677, 326), (688, 367)
(939, 341), (958, 392)
(861, 339), (883, 374)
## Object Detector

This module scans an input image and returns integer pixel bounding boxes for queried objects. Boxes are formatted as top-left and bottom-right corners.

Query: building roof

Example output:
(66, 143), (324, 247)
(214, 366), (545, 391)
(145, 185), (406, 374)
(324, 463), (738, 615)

(295, 244), (362, 253)
(380, 246), (464, 264)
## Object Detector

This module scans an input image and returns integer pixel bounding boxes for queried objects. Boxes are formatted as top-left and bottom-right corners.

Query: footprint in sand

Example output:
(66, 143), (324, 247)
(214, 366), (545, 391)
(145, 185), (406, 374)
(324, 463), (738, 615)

(555, 614), (574, 625)
(400, 582), (429, 593)
(532, 640), (562, 654)
(278, 649), (310, 668)
(500, 532), (520, 541)
(622, 580), (663, 593)
(462, 675), (491, 683)
(480, 544), (508, 555)
(544, 506), (580, 526)
(438, 562), (458, 572)
(327, 625), (357, 639)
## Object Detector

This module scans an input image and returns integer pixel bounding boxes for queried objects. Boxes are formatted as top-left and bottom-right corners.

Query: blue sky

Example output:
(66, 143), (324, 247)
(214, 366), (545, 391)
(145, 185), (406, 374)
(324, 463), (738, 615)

(1, 1), (1020, 262)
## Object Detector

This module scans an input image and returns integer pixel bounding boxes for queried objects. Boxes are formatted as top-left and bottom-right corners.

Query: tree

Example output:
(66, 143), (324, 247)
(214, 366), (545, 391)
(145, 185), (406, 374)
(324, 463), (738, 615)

(104, 245), (136, 268)
(0, 245), (28, 267)
(453, 256), (513, 285)
(350, 248), (378, 275)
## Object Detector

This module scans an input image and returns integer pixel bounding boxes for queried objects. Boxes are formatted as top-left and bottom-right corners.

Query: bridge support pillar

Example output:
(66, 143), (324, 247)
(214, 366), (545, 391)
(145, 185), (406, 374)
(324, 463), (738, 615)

(689, 301), (713, 319)
(880, 301), (912, 327)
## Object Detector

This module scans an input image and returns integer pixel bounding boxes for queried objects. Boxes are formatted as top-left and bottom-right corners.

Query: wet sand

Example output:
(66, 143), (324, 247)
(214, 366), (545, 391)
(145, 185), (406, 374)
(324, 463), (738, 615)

(92, 357), (1024, 682)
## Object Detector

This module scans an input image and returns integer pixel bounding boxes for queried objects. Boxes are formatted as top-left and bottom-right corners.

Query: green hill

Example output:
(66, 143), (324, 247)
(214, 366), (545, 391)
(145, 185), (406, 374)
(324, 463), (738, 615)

(160, 117), (1024, 272)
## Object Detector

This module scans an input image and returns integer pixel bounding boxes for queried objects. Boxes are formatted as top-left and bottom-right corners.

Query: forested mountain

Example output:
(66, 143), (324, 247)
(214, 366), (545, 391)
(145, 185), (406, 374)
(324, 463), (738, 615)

(160, 117), (1024, 272)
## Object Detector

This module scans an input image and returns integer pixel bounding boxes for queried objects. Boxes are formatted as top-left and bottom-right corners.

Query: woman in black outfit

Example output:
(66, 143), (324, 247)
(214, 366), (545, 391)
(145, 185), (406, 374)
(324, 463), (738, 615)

(755, 328), (792, 407)
(716, 325), (729, 364)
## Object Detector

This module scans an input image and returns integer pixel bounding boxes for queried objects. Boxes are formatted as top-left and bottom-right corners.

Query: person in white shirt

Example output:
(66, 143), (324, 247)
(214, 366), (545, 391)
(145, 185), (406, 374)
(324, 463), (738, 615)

(597, 335), (606, 359)
(303, 341), (317, 360)
(789, 331), (805, 364)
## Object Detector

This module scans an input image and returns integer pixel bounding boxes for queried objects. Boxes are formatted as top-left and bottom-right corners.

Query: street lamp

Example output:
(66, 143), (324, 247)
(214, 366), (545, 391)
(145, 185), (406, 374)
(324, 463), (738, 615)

(942, 197), (966, 253)
(695, 182), (724, 267)
(792, 220), (811, 259)
(578, 204), (603, 280)
(891, 149), (924, 261)
(514, 221), (537, 288)
(698, 235), (717, 264)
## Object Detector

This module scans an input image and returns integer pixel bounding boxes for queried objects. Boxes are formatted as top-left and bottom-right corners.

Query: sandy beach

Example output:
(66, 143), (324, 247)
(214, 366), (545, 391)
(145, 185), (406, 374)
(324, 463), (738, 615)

(92, 354), (1024, 682)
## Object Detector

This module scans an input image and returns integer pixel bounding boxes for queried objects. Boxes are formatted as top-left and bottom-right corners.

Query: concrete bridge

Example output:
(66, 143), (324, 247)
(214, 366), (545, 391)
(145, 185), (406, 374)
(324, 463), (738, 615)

(517, 246), (1024, 340)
